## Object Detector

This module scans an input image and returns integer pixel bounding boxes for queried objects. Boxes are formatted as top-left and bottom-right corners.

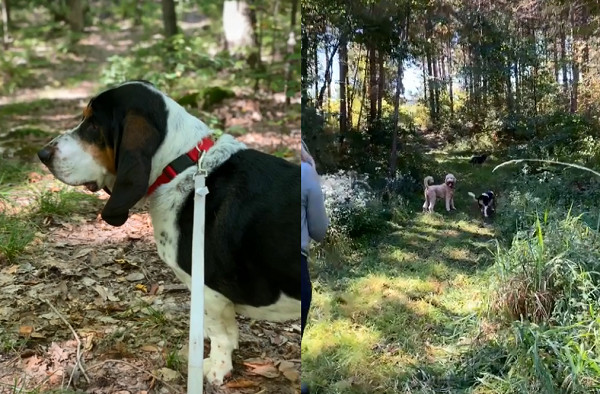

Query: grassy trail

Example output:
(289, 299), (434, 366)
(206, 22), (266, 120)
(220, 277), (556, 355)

(303, 154), (511, 393)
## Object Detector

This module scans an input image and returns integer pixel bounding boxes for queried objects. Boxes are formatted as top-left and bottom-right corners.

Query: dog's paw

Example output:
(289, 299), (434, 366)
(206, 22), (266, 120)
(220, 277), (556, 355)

(203, 356), (233, 385)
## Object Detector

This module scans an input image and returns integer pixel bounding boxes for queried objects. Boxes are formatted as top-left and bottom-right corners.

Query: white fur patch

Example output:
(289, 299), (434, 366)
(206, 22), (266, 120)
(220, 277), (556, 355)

(44, 128), (116, 189)
(235, 293), (300, 322)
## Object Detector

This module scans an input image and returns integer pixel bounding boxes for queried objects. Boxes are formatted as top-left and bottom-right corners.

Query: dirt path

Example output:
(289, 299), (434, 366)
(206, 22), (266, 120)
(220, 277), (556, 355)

(0, 12), (300, 394)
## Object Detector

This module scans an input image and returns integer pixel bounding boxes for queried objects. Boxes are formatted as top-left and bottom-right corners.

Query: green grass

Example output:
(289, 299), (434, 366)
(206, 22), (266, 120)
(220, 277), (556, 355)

(302, 155), (512, 393)
(0, 212), (36, 262)
(305, 151), (600, 393)
(34, 189), (101, 218)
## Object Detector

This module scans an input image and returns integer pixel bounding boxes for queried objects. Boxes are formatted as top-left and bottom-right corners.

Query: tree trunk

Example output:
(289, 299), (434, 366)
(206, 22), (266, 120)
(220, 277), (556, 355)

(339, 34), (348, 142)
(377, 51), (385, 120)
(326, 43), (331, 113)
(357, 76), (367, 131)
(389, 60), (403, 178)
(162, 0), (178, 38)
(223, 1), (255, 54)
(432, 54), (440, 118)
(66, 0), (85, 32)
(368, 44), (378, 129)
(448, 39), (454, 116)
(426, 50), (436, 123)
(505, 61), (514, 115)
(270, 0), (280, 65)
(1, 0), (9, 49)
(283, 0), (298, 106)
(300, 24), (308, 105)
(313, 38), (318, 103)
(348, 45), (364, 129)
(316, 42), (339, 110)
(570, 11), (579, 114)
(422, 57), (428, 102)
(560, 26), (568, 104)
(553, 37), (559, 84)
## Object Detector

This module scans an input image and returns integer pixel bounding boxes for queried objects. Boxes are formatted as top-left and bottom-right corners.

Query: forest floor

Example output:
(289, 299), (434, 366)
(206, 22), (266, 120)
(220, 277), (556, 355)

(302, 151), (513, 393)
(0, 9), (300, 394)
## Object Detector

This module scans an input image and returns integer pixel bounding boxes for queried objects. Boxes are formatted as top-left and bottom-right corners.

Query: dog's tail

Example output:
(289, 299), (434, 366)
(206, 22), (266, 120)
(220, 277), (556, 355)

(424, 176), (434, 189)
(468, 192), (477, 201)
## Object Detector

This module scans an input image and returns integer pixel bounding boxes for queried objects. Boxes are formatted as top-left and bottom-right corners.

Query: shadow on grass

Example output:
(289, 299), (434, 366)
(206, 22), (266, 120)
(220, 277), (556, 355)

(303, 291), (483, 393)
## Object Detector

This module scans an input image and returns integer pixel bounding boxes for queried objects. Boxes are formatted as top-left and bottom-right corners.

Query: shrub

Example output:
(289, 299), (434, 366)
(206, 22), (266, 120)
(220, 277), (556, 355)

(320, 171), (388, 239)
(485, 212), (600, 392)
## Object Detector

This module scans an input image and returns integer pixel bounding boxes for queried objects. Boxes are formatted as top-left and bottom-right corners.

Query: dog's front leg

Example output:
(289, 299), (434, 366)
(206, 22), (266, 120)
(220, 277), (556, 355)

(445, 194), (452, 211)
(203, 287), (239, 385)
(450, 196), (456, 210)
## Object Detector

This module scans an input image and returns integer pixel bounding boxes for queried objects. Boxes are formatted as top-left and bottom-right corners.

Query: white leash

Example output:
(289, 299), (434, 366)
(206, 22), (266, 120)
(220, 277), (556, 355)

(188, 150), (209, 394)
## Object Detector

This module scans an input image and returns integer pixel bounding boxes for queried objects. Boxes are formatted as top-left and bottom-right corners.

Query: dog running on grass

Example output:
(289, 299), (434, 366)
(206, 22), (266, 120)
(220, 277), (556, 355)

(422, 174), (456, 213)
(469, 153), (488, 165)
(468, 190), (496, 218)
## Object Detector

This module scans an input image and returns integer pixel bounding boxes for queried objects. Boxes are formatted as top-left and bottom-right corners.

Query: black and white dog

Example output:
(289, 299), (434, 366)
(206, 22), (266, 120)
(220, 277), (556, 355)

(468, 191), (496, 218)
(469, 154), (488, 165)
(37, 81), (299, 385)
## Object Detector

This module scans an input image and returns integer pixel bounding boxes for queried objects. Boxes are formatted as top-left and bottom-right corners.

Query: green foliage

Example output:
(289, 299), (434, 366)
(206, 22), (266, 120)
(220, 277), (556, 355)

(0, 211), (35, 262)
(34, 189), (100, 218)
(485, 212), (600, 392)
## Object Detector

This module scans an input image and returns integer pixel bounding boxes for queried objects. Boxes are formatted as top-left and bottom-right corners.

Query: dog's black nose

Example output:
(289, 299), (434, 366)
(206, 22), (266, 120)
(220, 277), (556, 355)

(37, 148), (53, 164)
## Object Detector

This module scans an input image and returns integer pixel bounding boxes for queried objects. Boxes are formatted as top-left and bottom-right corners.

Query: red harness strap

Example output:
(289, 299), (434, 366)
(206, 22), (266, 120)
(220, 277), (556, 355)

(147, 137), (214, 196)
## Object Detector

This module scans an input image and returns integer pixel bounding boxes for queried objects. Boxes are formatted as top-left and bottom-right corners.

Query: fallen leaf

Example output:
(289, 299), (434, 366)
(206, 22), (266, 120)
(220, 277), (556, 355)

(278, 360), (299, 382)
(140, 345), (159, 352)
(125, 272), (145, 282)
(149, 283), (160, 295)
(19, 325), (34, 337)
(73, 248), (94, 259)
(244, 360), (279, 379)
(135, 284), (148, 293)
(81, 276), (96, 286)
(156, 367), (180, 382)
(225, 379), (259, 388)
(3, 265), (18, 275)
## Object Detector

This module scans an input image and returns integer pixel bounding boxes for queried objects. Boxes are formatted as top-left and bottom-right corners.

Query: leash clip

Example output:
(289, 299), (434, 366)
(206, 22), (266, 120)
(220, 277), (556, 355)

(194, 146), (209, 197)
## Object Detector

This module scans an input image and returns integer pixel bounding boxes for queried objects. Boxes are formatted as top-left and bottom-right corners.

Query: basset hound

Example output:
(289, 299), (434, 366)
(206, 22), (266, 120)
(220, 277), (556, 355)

(37, 81), (300, 385)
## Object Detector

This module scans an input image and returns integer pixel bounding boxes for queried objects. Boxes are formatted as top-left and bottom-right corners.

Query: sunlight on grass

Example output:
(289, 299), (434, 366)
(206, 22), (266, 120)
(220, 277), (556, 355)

(303, 319), (380, 362)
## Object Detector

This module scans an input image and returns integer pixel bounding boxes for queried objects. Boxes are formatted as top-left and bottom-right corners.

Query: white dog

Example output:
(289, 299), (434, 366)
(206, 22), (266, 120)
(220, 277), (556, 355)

(423, 174), (456, 213)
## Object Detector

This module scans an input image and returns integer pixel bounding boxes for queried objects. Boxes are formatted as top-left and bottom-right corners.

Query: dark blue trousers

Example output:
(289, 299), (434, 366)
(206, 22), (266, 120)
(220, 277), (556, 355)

(301, 254), (311, 338)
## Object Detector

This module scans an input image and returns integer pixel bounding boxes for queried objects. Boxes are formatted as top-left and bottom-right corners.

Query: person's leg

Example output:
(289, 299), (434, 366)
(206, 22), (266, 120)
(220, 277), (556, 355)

(301, 254), (312, 393)
(301, 254), (312, 337)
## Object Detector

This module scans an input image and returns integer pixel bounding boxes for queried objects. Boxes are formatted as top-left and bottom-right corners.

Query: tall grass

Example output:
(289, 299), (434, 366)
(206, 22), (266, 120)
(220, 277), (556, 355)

(484, 206), (600, 392)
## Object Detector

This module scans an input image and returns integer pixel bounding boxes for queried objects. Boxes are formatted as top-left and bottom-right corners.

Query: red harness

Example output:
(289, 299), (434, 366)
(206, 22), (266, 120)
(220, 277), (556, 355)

(147, 137), (214, 196)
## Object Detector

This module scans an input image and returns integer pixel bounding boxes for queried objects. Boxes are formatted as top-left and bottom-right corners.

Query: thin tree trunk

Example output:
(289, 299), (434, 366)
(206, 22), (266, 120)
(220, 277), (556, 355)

(284, 0), (298, 106)
(506, 61), (513, 115)
(553, 37), (559, 84)
(368, 44), (378, 129)
(570, 11), (579, 113)
(560, 26), (568, 105)
(270, 0), (280, 65)
(1, 0), (9, 49)
(326, 43), (331, 113)
(422, 57), (428, 102)
(316, 42), (339, 110)
(162, 0), (178, 38)
(432, 54), (440, 118)
(389, 60), (403, 178)
(377, 51), (385, 120)
(313, 38), (318, 103)
(348, 45), (363, 128)
(66, 0), (85, 32)
(339, 34), (348, 142)
(448, 39), (454, 116)
(357, 76), (367, 131)
(426, 51), (436, 123)
(300, 24), (308, 105)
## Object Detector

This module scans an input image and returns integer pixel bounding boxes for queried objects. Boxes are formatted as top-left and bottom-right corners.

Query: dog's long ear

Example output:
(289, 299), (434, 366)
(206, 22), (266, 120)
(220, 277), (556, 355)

(101, 111), (161, 226)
